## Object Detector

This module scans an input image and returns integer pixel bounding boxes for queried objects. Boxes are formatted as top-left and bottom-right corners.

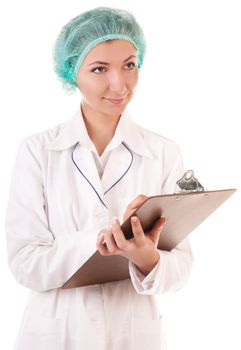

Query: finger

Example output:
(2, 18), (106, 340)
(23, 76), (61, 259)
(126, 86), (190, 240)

(154, 217), (167, 234)
(127, 194), (148, 210)
(131, 216), (145, 243)
(111, 216), (129, 250)
(148, 217), (167, 244)
(104, 227), (120, 254)
(96, 234), (110, 256)
(123, 195), (149, 222)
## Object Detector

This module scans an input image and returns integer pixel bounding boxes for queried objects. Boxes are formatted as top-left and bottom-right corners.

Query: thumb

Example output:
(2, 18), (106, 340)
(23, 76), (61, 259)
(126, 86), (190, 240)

(123, 195), (149, 221)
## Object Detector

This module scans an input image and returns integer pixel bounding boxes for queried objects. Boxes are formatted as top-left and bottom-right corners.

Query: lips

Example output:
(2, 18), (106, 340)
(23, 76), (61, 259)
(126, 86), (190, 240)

(105, 97), (127, 105)
(105, 97), (126, 101)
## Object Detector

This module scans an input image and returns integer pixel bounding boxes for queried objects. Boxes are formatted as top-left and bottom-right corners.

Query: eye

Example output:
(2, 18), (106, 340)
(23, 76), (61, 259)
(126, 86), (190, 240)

(91, 62), (136, 74)
(91, 66), (107, 74)
(124, 62), (136, 70)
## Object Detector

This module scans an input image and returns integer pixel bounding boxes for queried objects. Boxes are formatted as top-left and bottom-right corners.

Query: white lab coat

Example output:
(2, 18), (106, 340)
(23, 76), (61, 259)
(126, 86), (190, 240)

(5, 107), (193, 350)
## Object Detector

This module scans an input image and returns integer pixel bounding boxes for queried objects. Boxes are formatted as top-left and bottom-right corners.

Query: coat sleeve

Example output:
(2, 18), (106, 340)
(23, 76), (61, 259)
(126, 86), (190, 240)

(128, 142), (194, 295)
(5, 138), (104, 292)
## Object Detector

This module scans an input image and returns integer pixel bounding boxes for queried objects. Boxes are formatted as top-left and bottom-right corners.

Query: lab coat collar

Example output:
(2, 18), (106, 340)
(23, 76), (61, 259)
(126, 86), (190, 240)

(44, 107), (154, 159)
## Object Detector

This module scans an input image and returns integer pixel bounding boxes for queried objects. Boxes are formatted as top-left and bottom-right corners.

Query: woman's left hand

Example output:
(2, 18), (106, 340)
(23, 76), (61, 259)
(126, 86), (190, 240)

(96, 215), (166, 275)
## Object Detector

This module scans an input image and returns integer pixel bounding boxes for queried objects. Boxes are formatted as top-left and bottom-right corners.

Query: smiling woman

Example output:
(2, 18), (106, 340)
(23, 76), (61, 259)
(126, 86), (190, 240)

(5, 6), (193, 350)
(52, 6), (146, 156)
(76, 39), (139, 154)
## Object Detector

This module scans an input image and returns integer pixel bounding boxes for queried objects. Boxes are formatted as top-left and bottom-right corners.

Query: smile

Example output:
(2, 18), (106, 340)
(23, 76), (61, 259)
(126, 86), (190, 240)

(105, 96), (127, 105)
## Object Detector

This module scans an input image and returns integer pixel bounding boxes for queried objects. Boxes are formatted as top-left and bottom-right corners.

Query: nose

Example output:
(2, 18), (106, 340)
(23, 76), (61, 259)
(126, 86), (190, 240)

(108, 71), (127, 96)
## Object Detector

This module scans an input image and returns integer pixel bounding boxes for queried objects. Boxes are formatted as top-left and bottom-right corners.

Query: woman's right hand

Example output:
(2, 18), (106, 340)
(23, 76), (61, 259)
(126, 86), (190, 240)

(123, 194), (148, 222)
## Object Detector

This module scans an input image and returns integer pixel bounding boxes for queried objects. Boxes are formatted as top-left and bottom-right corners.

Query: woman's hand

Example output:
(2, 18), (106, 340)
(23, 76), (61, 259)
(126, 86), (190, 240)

(96, 195), (166, 275)
(122, 194), (148, 222)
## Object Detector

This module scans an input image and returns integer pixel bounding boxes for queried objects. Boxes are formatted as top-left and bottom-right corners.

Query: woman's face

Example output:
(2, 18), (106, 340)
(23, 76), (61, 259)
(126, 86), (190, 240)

(76, 39), (139, 117)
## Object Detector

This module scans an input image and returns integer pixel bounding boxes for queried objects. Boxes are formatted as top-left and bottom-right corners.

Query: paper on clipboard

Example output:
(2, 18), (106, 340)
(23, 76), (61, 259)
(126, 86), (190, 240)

(62, 187), (236, 289)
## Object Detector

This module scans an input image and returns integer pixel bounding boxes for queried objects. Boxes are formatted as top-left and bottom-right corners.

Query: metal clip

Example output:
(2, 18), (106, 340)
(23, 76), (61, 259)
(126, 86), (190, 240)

(174, 170), (205, 193)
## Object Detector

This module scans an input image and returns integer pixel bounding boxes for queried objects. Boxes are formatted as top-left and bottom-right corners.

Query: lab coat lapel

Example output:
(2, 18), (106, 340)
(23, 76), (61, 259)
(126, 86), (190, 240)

(72, 142), (105, 202)
(101, 143), (133, 195)
(44, 107), (154, 203)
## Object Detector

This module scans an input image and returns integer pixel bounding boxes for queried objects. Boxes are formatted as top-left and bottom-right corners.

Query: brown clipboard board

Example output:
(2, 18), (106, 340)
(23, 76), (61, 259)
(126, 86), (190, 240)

(62, 188), (236, 289)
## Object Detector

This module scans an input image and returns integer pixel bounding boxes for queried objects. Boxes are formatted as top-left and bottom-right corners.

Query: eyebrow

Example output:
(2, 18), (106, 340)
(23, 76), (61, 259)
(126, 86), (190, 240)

(88, 55), (137, 66)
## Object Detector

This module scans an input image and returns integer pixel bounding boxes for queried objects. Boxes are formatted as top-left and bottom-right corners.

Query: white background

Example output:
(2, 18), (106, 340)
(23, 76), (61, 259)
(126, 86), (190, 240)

(0, 1), (240, 349)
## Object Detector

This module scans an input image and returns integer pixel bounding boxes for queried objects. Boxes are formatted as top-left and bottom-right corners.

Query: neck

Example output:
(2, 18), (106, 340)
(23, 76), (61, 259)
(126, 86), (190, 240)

(80, 102), (122, 155)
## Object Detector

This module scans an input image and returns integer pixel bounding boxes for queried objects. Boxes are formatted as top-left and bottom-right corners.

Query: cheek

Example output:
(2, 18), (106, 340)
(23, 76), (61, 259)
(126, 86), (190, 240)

(78, 79), (105, 98)
(77, 69), (105, 96)
(133, 71), (139, 86)
(127, 71), (138, 90)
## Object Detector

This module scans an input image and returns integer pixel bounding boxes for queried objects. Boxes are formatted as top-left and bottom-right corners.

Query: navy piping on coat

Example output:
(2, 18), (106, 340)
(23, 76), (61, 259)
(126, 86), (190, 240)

(71, 141), (134, 208)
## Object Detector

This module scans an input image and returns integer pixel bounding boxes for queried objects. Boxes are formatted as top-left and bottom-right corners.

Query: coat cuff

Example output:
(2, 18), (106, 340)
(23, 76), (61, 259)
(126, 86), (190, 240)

(128, 243), (193, 295)
(128, 250), (162, 294)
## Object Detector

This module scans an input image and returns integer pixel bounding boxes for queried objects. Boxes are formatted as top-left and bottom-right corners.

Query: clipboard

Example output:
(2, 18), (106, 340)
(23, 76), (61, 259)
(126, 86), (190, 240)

(62, 188), (236, 289)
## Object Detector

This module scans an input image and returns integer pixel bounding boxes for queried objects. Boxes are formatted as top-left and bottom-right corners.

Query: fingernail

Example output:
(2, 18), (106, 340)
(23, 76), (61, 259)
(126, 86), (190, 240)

(131, 216), (138, 223)
(159, 218), (166, 227)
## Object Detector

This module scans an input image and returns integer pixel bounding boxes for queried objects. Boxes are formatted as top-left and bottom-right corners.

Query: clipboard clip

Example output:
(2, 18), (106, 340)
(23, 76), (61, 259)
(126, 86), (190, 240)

(175, 170), (205, 193)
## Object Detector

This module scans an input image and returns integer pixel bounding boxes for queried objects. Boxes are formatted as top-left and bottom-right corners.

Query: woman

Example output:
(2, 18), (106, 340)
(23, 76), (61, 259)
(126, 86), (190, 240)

(5, 6), (193, 350)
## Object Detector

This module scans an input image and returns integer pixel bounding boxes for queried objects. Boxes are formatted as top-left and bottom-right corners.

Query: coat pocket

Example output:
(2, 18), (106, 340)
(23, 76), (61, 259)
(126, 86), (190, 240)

(15, 311), (64, 350)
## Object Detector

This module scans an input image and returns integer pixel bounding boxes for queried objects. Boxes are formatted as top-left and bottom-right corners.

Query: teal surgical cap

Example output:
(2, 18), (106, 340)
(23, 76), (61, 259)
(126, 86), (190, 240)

(52, 6), (146, 94)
